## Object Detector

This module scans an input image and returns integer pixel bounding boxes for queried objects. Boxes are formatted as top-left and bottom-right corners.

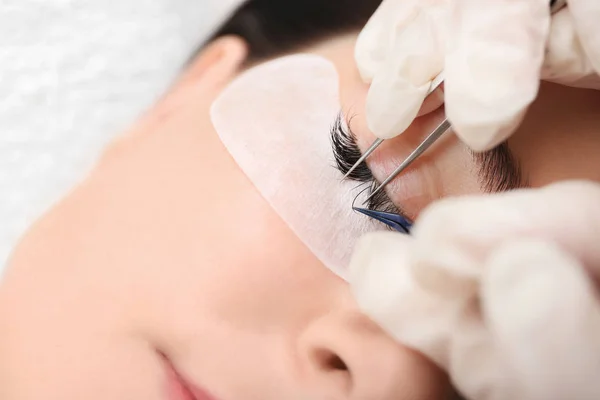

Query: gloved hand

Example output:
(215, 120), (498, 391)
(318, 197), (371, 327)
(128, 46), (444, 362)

(356, 0), (600, 151)
(349, 180), (600, 400)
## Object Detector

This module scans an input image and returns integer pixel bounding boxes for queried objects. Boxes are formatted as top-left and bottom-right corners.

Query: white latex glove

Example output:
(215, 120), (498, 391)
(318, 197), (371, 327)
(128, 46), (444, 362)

(349, 181), (600, 400)
(356, 0), (600, 151)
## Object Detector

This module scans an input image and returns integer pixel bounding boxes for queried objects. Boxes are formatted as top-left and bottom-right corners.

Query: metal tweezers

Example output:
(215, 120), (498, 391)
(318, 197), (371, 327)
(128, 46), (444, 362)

(353, 207), (412, 233)
(343, 73), (447, 203)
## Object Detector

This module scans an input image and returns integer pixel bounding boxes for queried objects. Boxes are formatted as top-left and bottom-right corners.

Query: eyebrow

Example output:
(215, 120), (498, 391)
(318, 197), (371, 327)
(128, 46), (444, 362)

(473, 143), (527, 193)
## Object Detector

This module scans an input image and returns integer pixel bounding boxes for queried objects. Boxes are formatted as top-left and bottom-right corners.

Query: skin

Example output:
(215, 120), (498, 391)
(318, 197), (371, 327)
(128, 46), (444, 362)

(0, 35), (449, 400)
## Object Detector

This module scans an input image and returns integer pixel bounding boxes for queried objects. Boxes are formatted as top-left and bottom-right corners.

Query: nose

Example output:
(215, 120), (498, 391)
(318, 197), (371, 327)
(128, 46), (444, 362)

(298, 310), (447, 399)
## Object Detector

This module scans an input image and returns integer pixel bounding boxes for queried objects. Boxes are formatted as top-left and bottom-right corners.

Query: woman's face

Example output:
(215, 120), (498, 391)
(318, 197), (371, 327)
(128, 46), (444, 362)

(2, 28), (598, 400)
(0, 35), (449, 400)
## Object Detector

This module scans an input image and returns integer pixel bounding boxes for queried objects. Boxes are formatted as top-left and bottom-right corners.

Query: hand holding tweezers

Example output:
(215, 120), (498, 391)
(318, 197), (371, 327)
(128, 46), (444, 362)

(344, 0), (567, 204)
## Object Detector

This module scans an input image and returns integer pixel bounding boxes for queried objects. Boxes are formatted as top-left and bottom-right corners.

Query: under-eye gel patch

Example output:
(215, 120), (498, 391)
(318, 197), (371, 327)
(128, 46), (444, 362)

(210, 54), (379, 281)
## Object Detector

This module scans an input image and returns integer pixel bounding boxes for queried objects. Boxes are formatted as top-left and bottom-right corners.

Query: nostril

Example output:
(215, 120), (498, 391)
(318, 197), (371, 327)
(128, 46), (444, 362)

(326, 354), (348, 371)
(307, 347), (353, 395)
(314, 348), (349, 372)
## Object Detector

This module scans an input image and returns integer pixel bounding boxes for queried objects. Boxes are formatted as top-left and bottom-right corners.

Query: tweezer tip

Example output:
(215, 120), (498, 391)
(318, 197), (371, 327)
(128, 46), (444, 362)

(342, 138), (384, 180)
(353, 206), (390, 222)
(342, 168), (356, 180)
(353, 207), (411, 233)
(353, 207), (383, 223)
(363, 185), (382, 204)
(342, 154), (367, 180)
(352, 207), (373, 217)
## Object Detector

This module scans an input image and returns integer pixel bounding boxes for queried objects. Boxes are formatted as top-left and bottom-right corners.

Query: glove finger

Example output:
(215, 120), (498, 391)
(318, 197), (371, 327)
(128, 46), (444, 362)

(348, 231), (460, 367)
(542, 8), (600, 89)
(350, 233), (517, 399)
(365, 6), (446, 139)
(483, 239), (600, 400)
(445, 298), (509, 400)
(568, 0), (600, 75)
(355, 0), (421, 83)
(410, 181), (600, 292)
(444, 0), (551, 151)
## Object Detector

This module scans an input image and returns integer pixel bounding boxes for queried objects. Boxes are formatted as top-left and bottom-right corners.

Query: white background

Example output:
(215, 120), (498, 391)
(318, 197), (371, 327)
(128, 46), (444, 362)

(0, 0), (243, 272)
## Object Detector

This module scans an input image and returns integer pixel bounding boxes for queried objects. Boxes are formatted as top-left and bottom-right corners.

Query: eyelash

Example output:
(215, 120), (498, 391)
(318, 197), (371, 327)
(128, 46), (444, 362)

(330, 113), (411, 221)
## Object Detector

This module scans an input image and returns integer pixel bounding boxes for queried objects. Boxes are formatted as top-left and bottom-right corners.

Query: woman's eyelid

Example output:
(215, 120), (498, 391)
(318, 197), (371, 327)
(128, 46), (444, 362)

(385, 162), (441, 221)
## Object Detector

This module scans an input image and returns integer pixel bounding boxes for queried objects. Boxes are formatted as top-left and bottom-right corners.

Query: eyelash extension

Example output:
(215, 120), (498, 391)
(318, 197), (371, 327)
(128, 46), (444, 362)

(329, 113), (408, 218)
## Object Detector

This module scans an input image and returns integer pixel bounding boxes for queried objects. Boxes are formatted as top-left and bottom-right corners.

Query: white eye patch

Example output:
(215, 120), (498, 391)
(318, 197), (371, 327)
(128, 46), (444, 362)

(210, 55), (379, 281)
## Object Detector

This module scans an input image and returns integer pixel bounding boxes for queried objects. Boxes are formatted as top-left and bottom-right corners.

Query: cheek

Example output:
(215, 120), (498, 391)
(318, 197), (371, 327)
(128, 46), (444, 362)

(142, 192), (336, 336)
(91, 105), (340, 342)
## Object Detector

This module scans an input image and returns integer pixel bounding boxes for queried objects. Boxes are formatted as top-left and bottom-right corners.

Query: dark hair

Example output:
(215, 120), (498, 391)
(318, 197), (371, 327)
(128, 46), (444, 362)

(197, 0), (382, 65)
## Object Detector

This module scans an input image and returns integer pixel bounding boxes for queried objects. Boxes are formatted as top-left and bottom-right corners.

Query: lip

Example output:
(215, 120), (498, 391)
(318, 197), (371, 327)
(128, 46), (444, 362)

(162, 354), (218, 400)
